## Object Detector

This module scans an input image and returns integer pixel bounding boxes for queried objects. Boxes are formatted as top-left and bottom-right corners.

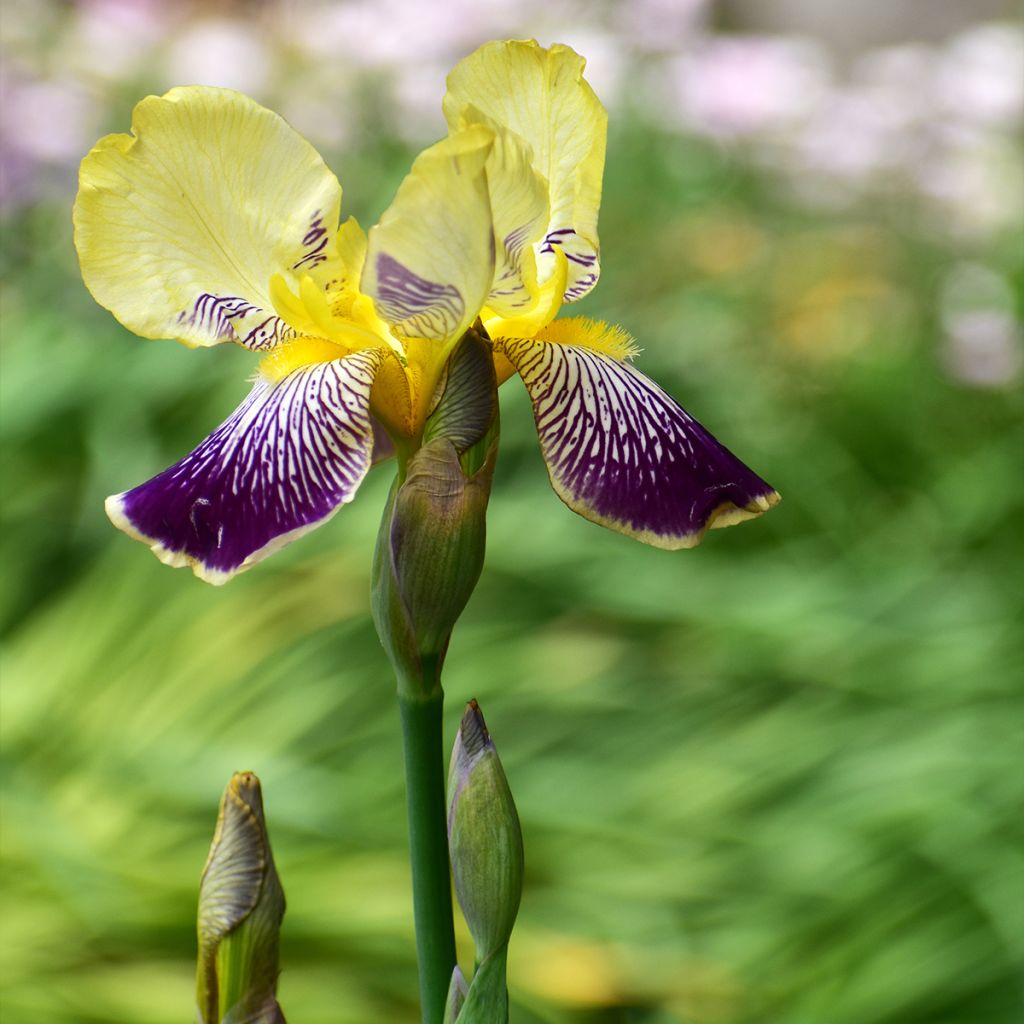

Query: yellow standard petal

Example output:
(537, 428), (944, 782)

(456, 110), (551, 321)
(444, 40), (607, 304)
(74, 86), (344, 350)
(361, 125), (496, 350)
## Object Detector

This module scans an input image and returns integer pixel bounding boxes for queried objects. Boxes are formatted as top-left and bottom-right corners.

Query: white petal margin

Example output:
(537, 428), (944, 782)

(497, 338), (779, 548)
(74, 86), (344, 350)
(105, 349), (385, 584)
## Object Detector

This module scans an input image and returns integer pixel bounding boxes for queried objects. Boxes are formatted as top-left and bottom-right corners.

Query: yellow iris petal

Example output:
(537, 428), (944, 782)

(334, 216), (368, 286)
(444, 40), (607, 304)
(449, 110), (551, 320)
(362, 125), (496, 346)
(483, 248), (567, 340)
(74, 86), (345, 349)
(269, 273), (316, 333)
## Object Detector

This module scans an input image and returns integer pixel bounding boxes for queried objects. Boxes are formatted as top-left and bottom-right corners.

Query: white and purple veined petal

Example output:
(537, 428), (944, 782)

(369, 253), (468, 340)
(106, 349), (385, 584)
(175, 291), (296, 352)
(536, 226), (600, 303)
(498, 338), (779, 548)
(176, 209), (340, 351)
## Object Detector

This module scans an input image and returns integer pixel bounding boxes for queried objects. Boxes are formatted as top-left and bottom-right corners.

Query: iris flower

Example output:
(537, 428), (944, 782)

(443, 41), (778, 550)
(76, 40), (777, 585)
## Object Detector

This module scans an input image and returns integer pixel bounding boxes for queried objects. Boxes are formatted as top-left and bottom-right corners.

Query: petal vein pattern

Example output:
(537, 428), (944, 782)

(178, 293), (295, 351)
(362, 127), (495, 345)
(106, 349), (384, 583)
(498, 339), (779, 547)
(73, 86), (344, 350)
(372, 253), (465, 339)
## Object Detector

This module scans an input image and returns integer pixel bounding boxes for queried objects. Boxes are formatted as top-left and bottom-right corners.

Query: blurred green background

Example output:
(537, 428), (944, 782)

(2, 2), (1022, 1022)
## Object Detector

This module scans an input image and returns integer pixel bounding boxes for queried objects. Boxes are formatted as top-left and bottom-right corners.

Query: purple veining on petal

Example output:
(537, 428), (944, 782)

(489, 287), (532, 307)
(540, 227), (576, 247)
(539, 226), (595, 264)
(373, 252), (464, 338)
(177, 293), (260, 340)
(503, 223), (533, 262)
(176, 293), (293, 351)
(564, 252), (597, 267)
(293, 209), (330, 271)
(539, 227), (596, 266)
(109, 351), (383, 580)
(239, 315), (294, 352)
(502, 339), (776, 543)
(536, 225), (600, 303)
(486, 223), (538, 310)
(564, 271), (598, 302)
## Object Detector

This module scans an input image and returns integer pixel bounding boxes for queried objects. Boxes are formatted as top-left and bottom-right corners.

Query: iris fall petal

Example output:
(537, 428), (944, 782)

(497, 332), (779, 548)
(105, 349), (385, 583)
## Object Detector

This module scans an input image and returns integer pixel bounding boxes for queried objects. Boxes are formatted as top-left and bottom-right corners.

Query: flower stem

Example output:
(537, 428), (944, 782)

(398, 682), (457, 1024)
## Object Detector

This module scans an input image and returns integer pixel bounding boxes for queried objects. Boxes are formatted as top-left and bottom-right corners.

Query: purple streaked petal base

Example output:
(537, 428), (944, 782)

(538, 226), (600, 303)
(106, 349), (384, 584)
(498, 338), (779, 548)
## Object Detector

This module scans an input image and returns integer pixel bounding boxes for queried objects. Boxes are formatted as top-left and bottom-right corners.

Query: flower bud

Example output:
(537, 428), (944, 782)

(196, 772), (286, 1024)
(447, 701), (523, 962)
(423, 324), (499, 474)
(442, 965), (469, 1024)
(372, 329), (499, 696)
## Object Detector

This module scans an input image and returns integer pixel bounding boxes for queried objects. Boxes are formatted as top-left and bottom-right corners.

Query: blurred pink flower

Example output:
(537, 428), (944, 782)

(616, 0), (709, 51)
(942, 311), (1022, 388)
(165, 19), (276, 95)
(284, 0), (519, 67)
(940, 263), (1021, 388)
(3, 75), (98, 163)
(64, 0), (172, 81)
(936, 24), (1024, 127)
(667, 36), (831, 137)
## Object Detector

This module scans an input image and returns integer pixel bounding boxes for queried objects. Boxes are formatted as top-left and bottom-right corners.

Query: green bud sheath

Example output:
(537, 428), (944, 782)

(447, 701), (524, 962)
(197, 772), (286, 1024)
(451, 955), (509, 1024)
(422, 325), (498, 465)
(371, 328), (501, 1023)
(442, 966), (469, 1024)
(372, 328), (499, 698)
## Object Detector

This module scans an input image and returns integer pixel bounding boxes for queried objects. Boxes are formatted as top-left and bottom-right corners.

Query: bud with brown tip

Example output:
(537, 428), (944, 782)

(196, 771), (286, 1024)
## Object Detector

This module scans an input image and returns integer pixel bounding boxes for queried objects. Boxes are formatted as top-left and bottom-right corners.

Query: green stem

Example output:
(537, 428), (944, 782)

(399, 686), (457, 1024)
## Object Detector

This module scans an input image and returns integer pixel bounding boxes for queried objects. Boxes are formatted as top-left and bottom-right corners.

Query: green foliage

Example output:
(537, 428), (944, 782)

(2, 115), (1022, 1024)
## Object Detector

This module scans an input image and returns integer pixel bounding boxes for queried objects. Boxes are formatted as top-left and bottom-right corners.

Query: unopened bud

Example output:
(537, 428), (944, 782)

(442, 965), (469, 1024)
(372, 329), (499, 695)
(196, 772), (286, 1024)
(447, 701), (523, 962)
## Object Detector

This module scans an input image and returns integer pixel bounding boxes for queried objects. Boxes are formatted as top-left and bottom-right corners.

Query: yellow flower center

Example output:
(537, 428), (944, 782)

(258, 273), (465, 441)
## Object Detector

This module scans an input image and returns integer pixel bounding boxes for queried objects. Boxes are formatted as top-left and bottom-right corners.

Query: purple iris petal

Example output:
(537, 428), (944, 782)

(500, 339), (778, 547)
(106, 350), (383, 583)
